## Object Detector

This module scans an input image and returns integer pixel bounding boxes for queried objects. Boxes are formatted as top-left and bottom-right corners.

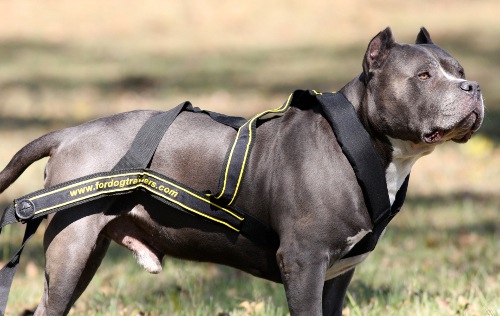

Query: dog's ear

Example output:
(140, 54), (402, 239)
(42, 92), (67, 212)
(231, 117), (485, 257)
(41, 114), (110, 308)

(363, 27), (396, 76)
(415, 27), (434, 44)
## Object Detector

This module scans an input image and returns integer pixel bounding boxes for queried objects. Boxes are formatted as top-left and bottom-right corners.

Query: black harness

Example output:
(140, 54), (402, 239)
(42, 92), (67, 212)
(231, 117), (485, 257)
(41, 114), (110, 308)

(0, 90), (408, 314)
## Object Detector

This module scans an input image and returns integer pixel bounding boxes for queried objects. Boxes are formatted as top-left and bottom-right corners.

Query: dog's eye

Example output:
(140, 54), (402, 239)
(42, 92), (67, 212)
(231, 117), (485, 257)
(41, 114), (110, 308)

(458, 69), (465, 79)
(418, 72), (431, 80)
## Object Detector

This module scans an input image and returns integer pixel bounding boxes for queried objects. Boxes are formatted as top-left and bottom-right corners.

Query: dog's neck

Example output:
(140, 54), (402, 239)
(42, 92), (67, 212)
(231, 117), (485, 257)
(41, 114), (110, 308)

(339, 75), (393, 168)
(340, 76), (436, 204)
(385, 138), (436, 204)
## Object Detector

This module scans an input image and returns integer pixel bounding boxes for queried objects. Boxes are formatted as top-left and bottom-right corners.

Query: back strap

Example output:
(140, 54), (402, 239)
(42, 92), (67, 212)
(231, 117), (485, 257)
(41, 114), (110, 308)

(115, 102), (247, 171)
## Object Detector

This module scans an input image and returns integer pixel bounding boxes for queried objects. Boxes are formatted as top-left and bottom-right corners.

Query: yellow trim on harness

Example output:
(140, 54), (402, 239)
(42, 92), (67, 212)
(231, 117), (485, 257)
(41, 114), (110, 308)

(140, 182), (241, 232)
(216, 129), (242, 199)
(216, 92), (295, 205)
(35, 184), (137, 215)
(30, 171), (143, 202)
(29, 170), (243, 232)
(146, 172), (243, 221)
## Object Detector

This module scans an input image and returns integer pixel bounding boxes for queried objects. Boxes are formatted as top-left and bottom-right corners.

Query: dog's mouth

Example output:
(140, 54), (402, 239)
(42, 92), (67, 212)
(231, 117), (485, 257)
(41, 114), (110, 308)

(451, 110), (481, 143)
(423, 108), (483, 144)
(423, 129), (445, 144)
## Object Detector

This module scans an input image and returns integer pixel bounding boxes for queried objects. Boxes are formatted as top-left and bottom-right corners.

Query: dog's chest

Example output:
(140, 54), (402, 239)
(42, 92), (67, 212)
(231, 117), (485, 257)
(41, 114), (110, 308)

(325, 229), (372, 280)
(324, 142), (420, 281)
(325, 253), (372, 280)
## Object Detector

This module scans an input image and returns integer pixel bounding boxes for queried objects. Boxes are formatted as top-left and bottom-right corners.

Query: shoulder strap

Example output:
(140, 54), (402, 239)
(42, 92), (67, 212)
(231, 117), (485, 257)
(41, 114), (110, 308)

(311, 91), (410, 258)
(313, 91), (392, 225)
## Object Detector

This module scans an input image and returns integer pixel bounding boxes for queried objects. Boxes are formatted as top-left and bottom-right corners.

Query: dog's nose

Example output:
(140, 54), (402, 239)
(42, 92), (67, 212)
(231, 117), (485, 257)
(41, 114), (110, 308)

(460, 81), (481, 94)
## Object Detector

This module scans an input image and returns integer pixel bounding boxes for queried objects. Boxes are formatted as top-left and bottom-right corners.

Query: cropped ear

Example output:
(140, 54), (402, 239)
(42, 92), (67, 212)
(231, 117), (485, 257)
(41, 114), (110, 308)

(362, 27), (396, 76)
(415, 27), (434, 44)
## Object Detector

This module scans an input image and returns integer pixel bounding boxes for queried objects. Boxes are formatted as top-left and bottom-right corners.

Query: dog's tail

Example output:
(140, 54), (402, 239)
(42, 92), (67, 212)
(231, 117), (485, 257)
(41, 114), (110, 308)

(0, 130), (62, 193)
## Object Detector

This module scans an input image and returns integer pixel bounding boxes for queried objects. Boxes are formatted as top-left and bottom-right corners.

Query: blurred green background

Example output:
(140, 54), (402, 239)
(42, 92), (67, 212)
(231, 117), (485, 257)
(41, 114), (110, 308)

(0, 1), (498, 315)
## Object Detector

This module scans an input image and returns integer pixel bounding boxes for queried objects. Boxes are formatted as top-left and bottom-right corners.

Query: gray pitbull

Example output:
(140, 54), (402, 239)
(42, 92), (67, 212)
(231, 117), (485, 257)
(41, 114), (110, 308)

(0, 27), (484, 315)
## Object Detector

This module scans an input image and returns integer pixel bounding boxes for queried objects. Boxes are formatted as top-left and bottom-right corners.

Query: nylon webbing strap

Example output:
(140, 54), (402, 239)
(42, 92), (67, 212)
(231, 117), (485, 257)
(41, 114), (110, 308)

(343, 175), (409, 258)
(114, 103), (188, 170)
(0, 217), (42, 313)
(314, 91), (391, 225)
(287, 90), (409, 258)
(312, 91), (409, 258)
(214, 93), (294, 205)
(113, 103), (248, 171)
(4, 169), (245, 232)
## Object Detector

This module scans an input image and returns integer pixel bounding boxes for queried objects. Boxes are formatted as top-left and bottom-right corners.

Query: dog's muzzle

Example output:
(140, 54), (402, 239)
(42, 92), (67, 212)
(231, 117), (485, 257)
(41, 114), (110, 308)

(424, 81), (484, 144)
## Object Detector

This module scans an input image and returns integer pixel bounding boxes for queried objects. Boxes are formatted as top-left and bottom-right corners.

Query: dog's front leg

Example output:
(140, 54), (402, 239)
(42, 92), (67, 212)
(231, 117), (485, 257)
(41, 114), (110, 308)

(322, 268), (355, 316)
(276, 244), (329, 316)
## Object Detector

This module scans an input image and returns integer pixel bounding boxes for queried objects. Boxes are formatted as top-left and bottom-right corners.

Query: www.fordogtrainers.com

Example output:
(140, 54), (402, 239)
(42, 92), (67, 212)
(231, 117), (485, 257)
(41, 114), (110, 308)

(69, 174), (179, 199)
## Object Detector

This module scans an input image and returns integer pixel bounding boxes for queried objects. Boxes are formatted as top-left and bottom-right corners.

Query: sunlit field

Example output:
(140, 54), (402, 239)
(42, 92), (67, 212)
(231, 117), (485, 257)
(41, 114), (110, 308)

(1, 1), (499, 315)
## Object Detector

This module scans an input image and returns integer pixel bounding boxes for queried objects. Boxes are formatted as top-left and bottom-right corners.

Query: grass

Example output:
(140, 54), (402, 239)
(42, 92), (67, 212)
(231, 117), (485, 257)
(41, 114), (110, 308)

(4, 190), (499, 315)
(0, 0), (499, 315)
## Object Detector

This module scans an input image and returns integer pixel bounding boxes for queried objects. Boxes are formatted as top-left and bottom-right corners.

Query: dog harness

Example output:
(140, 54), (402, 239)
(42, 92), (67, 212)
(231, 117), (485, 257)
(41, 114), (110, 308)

(0, 90), (409, 314)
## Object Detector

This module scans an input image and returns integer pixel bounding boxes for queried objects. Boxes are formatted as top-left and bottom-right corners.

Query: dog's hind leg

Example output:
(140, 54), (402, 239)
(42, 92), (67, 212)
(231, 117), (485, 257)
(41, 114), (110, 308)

(37, 235), (111, 315)
(34, 205), (113, 316)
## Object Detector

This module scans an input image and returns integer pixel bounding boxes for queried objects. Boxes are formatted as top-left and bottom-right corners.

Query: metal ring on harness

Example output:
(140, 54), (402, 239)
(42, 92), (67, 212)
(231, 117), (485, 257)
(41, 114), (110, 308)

(15, 199), (36, 221)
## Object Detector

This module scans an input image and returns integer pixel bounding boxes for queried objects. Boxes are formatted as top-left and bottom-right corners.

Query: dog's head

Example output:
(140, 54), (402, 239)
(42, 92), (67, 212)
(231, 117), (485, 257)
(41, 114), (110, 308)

(361, 27), (484, 145)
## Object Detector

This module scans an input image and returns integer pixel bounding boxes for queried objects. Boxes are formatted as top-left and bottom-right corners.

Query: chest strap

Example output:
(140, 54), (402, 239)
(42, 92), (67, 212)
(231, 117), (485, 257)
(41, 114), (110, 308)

(286, 90), (409, 259)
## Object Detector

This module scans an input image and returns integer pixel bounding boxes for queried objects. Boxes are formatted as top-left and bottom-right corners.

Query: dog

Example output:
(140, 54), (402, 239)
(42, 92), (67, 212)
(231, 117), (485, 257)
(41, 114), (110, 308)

(0, 27), (484, 315)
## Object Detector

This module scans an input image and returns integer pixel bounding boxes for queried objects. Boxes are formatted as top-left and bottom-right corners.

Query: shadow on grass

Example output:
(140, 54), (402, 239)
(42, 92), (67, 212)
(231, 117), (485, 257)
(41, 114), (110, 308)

(0, 38), (357, 94)
(406, 190), (499, 212)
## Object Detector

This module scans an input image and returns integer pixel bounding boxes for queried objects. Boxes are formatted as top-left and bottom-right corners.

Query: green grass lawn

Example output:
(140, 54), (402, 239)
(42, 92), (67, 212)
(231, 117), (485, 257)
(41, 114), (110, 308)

(1, 1), (499, 315)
